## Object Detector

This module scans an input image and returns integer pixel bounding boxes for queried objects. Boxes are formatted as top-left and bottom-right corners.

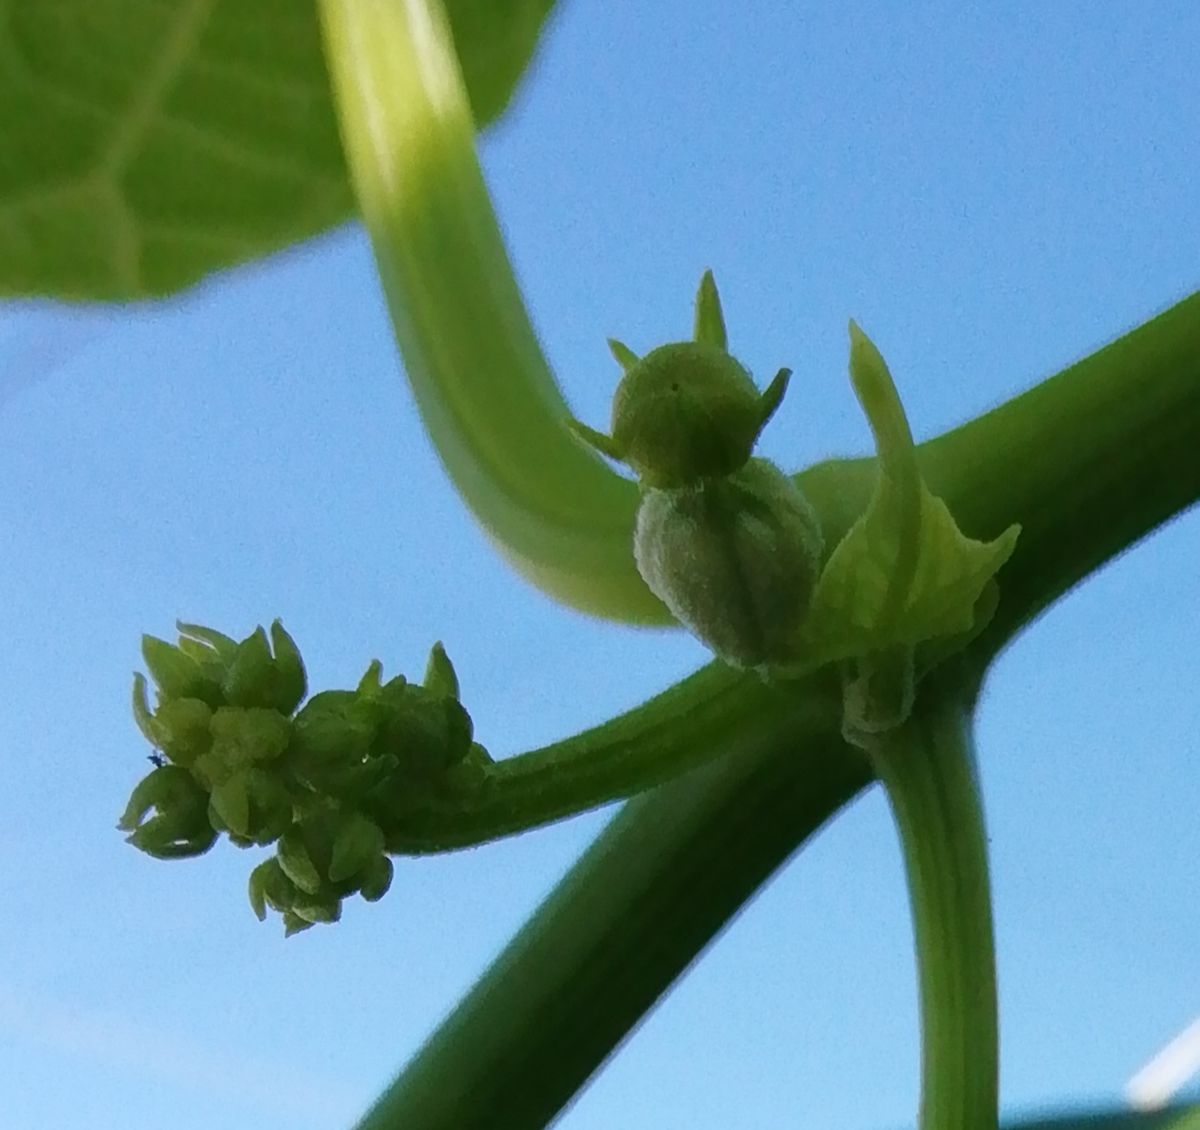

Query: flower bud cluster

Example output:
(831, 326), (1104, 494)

(118, 623), (488, 935)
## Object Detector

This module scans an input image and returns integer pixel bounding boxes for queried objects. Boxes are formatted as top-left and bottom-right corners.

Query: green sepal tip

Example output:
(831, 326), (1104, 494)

(607, 338), (639, 371)
(693, 269), (728, 351)
(277, 827), (323, 895)
(423, 642), (460, 700)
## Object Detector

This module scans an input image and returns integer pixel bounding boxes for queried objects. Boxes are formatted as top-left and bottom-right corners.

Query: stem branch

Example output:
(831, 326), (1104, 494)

(317, 0), (662, 622)
(870, 693), (998, 1130)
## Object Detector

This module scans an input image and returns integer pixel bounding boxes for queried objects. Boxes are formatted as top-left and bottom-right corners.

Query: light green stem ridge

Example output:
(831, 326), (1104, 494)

(382, 663), (843, 854)
(316, 0), (665, 623)
(871, 695), (998, 1130)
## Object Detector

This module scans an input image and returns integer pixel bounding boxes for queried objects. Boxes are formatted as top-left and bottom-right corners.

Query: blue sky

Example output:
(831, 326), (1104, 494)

(2, 2), (1198, 1127)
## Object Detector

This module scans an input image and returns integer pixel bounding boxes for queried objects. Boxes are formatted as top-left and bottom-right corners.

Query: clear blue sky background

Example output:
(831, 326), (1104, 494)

(1, 3), (1198, 1128)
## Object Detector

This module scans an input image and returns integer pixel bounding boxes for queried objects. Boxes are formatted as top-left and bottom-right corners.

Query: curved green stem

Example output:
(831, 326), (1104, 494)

(317, 0), (665, 623)
(382, 662), (843, 854)
(869, 691), (998, 1130)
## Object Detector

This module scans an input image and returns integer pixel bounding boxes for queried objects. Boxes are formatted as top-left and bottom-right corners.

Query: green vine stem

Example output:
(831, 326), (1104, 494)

(869, 690), (998, 1130)
(356, 698), (868, 1130)
(382, 661), (843, 854)
(316, 0), (664, 623)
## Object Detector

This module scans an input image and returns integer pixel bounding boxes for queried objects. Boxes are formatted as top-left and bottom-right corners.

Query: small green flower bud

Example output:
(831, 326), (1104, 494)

(289, 691), (381, 788)
(152, 698), (213, 768)
(209, 771), (252, 837)
(376, 683), (474, 777)
(290, 895), (342, 926)
(359, 855), (394, 903)
(222, 628), (274, 708)
(328, 812), (386, 883)
(277, 825), (323, 895)
(141, 636), (221, 705)
(283, 911), (315, 937)
(244, 770), (294, 844)
(634, 459), (824, 667)
(208, 706), (291, 772)
(268, 621), (306, 714)
(248, 857), (297, 920)
(119, 765), (216, 859)
(219, 624), (307, 715)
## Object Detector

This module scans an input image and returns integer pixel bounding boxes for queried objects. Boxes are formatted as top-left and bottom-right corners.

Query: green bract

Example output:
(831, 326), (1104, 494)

(119, 624), (485, 935)
(782, 323), (1022, 743)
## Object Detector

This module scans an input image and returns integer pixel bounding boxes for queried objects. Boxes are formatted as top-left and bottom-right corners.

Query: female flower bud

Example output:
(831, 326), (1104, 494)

(634, 459), (823, 667)
(611, 342), (788, 487)
(575, 342), (790, 489)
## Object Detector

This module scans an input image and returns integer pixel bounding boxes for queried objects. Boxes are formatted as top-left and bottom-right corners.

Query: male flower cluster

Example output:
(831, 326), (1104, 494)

(118, 622), (487, 935)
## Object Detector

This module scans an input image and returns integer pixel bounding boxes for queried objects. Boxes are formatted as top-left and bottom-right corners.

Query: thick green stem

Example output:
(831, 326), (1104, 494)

(316, 0), (663, 623)
(870, 694), (998, 1130)
(357, 698), (868, 1130)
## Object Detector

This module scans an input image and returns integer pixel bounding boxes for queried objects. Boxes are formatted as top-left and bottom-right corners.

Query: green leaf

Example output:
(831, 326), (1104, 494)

(209, 772), (251, 837)
(0, 0), (560, 299)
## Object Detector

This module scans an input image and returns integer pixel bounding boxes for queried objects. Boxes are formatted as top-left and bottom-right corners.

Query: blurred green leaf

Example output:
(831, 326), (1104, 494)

(1014, 1109), (1200, 1130)
(0, 0), (558, 299)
